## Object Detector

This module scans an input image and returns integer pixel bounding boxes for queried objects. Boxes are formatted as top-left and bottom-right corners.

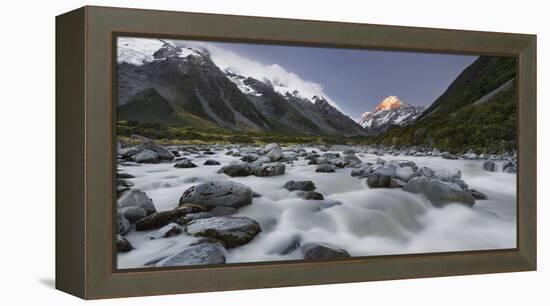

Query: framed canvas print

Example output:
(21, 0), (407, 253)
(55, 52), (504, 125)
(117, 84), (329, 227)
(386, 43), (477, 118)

(56, 6), (537, 299)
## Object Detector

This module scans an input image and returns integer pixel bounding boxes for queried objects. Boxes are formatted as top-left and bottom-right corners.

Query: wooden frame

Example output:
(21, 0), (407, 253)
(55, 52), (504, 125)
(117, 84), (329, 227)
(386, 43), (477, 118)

(56, 6), (537, 299)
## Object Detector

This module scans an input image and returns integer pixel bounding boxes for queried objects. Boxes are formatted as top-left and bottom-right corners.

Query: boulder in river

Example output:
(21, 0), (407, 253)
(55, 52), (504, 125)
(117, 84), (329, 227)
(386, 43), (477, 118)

(119, 206), (147, 223)
(119, 146), (141, 159)
(176, 212), (214, 225)
(117, 212), (131, 236)
(301, 242), (350, 260)
(203, 159), (221, 166)
(156, 242), (226, 267)
(403, 176), (475, 207)
(315, 164), (336, 173)
(133, 149), (159, 163)
(366, 172), (393, 188)
(117, 189), (157, 216)
(117, 234), (133, 252)
(284, 180), (316, 192)
(470, 189), (488, 200)
(185, 216), (262, 248)
(302, 191), (324, 200)
(218, 163), (253, 177)
(253, 162), (286, 177)
(210, 206), (238, 216)
(136, 206), (203, 231)
(483, 160), (496, 172)
(266, 147), (283, 162)
(264, 143), (280, 152)
(138, 141), (175, 161)
(333, 154), (362, 168)
(179, 180), (253, 209)
(174, 160), (198, 168)
(147, 223), (184, 239)
(503, 161), (517, 173)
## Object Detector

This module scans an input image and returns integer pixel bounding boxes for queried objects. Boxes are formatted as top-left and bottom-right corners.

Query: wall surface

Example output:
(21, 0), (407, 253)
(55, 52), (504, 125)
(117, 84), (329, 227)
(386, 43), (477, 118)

(0, 0), (547, 304)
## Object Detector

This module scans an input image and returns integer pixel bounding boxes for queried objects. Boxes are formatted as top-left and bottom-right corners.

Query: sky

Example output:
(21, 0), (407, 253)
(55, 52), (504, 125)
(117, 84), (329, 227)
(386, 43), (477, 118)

(189, 40), (477, 118)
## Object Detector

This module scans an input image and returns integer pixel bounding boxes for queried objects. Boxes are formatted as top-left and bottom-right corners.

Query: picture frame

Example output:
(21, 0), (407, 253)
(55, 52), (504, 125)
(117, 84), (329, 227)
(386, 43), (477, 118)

(56, 5), (537, 299)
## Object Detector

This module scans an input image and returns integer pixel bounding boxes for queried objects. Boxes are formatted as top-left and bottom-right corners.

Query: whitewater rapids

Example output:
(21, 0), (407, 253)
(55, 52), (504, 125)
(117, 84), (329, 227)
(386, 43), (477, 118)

(117, 149), (516, 269)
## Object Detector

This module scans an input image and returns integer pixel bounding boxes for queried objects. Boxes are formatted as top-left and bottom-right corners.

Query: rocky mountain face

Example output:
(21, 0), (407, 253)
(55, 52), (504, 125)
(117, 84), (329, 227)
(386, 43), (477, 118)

(358, 96), (425, 135)
(117, 39), (367, 137)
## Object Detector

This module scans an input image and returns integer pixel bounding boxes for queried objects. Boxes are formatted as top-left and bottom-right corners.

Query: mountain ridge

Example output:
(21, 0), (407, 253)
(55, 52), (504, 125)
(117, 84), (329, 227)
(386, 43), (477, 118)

(117, 38), (368, 137)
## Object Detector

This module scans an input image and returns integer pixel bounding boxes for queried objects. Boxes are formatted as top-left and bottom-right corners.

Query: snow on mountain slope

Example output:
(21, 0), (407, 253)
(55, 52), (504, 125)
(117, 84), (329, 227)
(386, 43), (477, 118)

(117, 37), (204, 66)
(358, 96), (425, 134)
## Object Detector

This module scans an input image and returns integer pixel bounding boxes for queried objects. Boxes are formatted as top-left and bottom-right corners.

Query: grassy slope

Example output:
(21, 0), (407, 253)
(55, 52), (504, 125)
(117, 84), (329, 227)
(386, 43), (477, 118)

(419, 56), (517, 119)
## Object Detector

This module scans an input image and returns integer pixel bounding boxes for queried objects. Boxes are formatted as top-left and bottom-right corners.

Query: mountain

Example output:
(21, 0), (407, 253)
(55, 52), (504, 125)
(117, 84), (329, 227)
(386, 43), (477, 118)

(418, 56), (517, 119)
(117, 38), (367, 137)
(371, 56), (517, 153)
(358, 96), (425, 134)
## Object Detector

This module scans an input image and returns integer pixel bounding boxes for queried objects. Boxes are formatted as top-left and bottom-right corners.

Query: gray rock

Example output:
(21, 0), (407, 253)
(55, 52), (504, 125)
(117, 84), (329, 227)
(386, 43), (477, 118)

(366, 172), (392, 188)
(174, 160), (198, 168)
(117, 212), (131, 236)
(334, 154), (362, 168)
(415, 166), (435, 178)
(203, 159), (221, 166)
(133, 149), (159, 163)
(266, 147), (283, 161)
(156, 242), (226, 267)
(284, 180), (316, 192)
(147, 223), (183, 239)
(403, 176), (475, 207)
(176, 212), (214, 225)
(389, 178), (406, 188)
(218, 163), (252, 177)
(241, 154), (258, 163)
(185, 216), (261, 248)
(179, 180), (253, 209)
(301, 242), (350, 260)
(120, 206), (147, 223)
(253, 162), (286, 177)
(350, 164), (372, 177)
(136, 205), (205, 231)
(117, 172), (135, 179)
(138, 141), (175, 161)
(503, 161), (517, 173)
(118, 146), (140, 159)
(442, 152), (459, 160)
(483, 160), (496, 172)
(315, 164), (336, 173)
(117, 234), (133, 252)
(210, 206), (238, 216)
(470, 189), (488, 200)
(264, 143), (280, 152)
(395, 166), (415, 182)
(302, 191), (324, 200)
(117, 189), (156, 216)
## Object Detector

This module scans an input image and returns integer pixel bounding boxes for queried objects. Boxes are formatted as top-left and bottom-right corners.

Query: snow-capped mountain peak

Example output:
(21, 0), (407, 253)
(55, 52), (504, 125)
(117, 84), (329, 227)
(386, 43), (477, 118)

(373, 95), (407, 112)
(358, 96), (425, 134)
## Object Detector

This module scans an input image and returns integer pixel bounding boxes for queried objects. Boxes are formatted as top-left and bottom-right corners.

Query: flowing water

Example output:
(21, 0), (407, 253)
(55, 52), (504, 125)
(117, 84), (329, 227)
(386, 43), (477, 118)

(117, 148), (516, 269)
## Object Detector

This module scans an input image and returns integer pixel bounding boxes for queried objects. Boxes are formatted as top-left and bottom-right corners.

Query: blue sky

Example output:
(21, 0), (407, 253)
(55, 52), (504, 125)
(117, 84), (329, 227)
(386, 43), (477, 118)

(202, 40), (477, 117)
